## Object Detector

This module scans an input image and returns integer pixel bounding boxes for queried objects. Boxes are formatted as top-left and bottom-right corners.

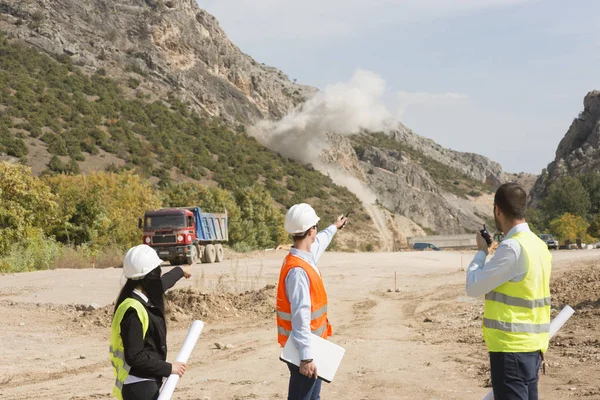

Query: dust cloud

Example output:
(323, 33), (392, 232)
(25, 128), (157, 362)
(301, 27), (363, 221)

(249, 69), (396, 208)
(318, 164), (377, 204)
(249, 69), (395, 165)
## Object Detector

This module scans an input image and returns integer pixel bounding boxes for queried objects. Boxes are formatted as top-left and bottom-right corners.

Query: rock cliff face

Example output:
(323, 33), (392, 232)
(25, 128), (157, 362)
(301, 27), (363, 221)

(391, 125), (505, 187)
(531, 91), (600, 203)
(0, 0), (314, 123)
(322, 125), (504, 235)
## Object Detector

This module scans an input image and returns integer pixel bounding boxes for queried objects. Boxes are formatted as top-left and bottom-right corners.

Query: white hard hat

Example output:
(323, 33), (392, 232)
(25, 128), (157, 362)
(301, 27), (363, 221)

(123, 244), (163, 280)
(284, 203), (320, 234)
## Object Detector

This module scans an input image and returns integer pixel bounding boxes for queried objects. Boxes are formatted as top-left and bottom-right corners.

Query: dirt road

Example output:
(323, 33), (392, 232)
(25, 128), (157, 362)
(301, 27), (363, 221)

(1, 250), (599, 399)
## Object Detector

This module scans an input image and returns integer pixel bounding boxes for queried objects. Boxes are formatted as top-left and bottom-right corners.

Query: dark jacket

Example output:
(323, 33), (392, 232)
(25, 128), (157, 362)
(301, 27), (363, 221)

(120, 267), (184, 380)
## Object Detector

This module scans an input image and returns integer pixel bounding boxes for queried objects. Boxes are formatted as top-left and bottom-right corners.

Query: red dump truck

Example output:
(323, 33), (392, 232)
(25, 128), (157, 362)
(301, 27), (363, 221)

(139, 207), (228, 265)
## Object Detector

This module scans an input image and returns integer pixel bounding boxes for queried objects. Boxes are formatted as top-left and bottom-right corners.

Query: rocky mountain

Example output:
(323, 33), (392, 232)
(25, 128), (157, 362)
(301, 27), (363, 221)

(324, 125), (503, 236)
(0, 0), (509, 246)
(390, 126), (505, 187)
(531, 90), (600, 203)
(0, 0), (314, 123)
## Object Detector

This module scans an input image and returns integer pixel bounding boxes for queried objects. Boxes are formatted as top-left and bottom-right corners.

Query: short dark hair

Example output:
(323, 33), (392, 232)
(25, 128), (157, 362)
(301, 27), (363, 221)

(494, 183), (527, 220)
(292, 224), (318, 241)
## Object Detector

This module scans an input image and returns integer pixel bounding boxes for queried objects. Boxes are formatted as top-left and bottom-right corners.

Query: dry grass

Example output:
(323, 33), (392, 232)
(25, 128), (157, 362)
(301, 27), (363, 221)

(52, 245), (124, 269)
(94, 245), (125, 269)
(194, 259), (268, 294)
(52, 246), (90, 269)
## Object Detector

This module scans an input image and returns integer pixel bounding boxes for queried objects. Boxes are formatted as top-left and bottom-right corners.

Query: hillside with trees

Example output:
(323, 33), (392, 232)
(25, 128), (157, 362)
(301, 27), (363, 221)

(527, 171), (600, 245)
(0, 33), (376, 271)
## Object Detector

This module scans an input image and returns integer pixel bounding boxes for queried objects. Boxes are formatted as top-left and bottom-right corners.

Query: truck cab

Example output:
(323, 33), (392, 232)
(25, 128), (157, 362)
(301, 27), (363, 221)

(140, 207), (228, 265)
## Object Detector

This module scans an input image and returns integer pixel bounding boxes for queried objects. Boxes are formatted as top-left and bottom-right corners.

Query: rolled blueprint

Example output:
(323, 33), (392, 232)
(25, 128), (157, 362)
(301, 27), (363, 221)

(548, 305), (575, 338)
(481, 305), (575, 400)
(157, 320), (205, 400)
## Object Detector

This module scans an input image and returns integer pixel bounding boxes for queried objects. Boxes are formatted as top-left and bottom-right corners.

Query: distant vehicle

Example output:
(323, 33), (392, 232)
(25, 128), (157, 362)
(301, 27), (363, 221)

(538, 234), (559, 250)
(140, 207), (228, 265)
(413, 242), (441, 251)
(494, 233), (505, 243)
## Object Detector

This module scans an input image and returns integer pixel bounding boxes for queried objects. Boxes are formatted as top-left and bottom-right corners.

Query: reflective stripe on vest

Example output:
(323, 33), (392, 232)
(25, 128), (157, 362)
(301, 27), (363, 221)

(109, 298), (149, 400)
(278, 326), (292, 336)
(276, 254), (331, 347)
(485, 291), (551, 309)
(276, 305), (328, 321)
(482, 230), (552, 353)
(483, 318), (550, 333)
(312, 325), (327, 337)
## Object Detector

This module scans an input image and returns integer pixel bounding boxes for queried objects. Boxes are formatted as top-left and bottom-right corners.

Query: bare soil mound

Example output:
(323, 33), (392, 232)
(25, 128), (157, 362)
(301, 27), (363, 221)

(551, 265), (600, 309)
(165, 284), (276, 323)
(408, 264), (600, 391)
(548, 264), (600, 368)
(77, 285), (276, 329)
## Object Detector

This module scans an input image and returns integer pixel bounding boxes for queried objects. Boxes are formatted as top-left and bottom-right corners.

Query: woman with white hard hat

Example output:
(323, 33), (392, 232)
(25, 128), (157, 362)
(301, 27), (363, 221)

(109, 244), (191, 400)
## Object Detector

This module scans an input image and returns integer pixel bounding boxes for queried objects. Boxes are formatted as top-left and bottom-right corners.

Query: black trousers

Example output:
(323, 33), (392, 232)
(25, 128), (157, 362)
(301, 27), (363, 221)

(490, 351), (542, 400)
(122, 380), (160, 400)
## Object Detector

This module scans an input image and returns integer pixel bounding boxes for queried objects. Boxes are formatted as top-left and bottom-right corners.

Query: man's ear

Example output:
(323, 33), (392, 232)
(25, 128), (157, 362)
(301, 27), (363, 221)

(496, 206), (504, 218)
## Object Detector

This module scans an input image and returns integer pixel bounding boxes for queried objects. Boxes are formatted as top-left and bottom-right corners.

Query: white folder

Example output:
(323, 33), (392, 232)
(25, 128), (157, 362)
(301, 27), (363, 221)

(280, 333), (345, 383)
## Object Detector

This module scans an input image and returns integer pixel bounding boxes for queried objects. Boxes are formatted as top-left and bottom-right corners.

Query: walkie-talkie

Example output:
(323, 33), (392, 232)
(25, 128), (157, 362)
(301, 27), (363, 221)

(340, 211), (352, 229)
(480, 224), (492, 246)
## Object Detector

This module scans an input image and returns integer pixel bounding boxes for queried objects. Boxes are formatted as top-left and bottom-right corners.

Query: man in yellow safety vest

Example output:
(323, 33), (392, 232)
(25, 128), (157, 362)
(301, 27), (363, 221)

(466, 183), (552, 400)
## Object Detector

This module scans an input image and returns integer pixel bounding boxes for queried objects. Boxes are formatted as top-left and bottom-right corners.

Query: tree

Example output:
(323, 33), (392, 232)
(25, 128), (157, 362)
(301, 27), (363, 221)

(587, 215), (600, 239)
(47, 155), (66, 173)
(525, 207), (547, 234)
(0, 125), (28, 157)
(66, 157), (80, 175)
(549, 213), (592, 244)
(542, 176), (590, 221)
(579, 171), (600, 214)
(0, 162), (57, 255)
(234, 186), (287, 248)
(45, 171), (161, 249)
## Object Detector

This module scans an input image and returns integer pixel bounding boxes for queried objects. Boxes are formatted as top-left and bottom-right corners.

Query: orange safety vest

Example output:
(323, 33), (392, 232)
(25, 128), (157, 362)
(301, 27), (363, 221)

(276, 253), (332, 347)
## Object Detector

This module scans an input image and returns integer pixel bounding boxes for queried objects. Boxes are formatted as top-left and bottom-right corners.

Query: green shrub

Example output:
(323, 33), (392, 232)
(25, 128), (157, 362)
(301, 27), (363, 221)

(128, 78), (140, 89)
(0, 233), (62, 273)
(0, 162), (57, 255)
(231, 242), (254, 253)
(32, 10), (45, 22)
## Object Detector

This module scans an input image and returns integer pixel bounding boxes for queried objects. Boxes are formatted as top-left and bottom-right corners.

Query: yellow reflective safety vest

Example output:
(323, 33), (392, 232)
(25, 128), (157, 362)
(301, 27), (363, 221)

(109, 298), (150, 400)
(483, 230), (552, 353)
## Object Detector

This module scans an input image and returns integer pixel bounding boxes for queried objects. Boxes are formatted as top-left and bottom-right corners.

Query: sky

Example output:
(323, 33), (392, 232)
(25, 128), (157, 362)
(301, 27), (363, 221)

(199, 0), (600, 174)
